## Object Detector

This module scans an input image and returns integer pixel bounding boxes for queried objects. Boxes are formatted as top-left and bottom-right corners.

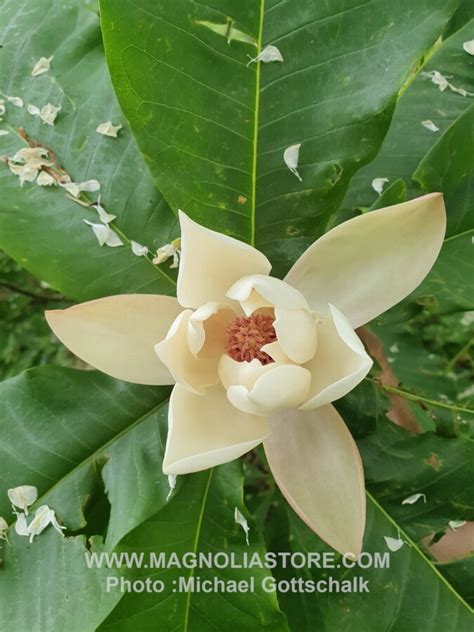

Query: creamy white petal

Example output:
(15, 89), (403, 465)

(218, 355), (274, 391)
(163, 385), (269, 474)
(286, 193), (446, 328)
(274, 308), (317, 364)
(177, 211), (271, 308)
(46, 295), (182, 385)
(259, 341), (291, 364)
(226, 274), (309, 316)
(300, 305), (372, 410)
(264, 405), (366, 556)
(227, 364), (311, 416)
(187, 302), (235, 357)
(155, 310), (219, 393)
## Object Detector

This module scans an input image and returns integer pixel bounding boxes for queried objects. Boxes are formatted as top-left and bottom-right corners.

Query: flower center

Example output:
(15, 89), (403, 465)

(226, 313), (277, 364)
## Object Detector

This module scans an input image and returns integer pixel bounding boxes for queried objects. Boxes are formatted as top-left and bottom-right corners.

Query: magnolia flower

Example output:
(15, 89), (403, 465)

(46, 193), (446, 555)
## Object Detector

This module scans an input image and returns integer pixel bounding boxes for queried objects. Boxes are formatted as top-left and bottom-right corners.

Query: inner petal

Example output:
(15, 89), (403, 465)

(226, 313), (277, 365)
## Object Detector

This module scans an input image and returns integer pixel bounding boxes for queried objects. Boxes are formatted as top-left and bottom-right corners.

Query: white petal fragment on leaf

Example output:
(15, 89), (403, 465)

(462, 40), (474, 55)
(83, 220), (123, 248)
(421, 120), (439, 132)
(371, 177), (389, 194)
(153, 242), (180, 268)
(264, 405), (365, 557)
(401, 493), (427, 505)
(166, 474), (177, 501)
(28, 505), (65, 543)
(37, 171), (57, 186)
(286, 193), (446, 328)
(64, 179), (100, 198)
(0, 516), (8, 541)
(15, 513), (30, 537)
(234, 508), (250, 545)
(3, 95), (24, 108)
(96, 121), (123, 137)
(46, 294), (183, 385)
(31, 55), (53, 76)
(27, 103), (41, 116)
(384, 536), (405, 552)
(163, 384), (269, 475)
(39, 103), (61, 126)
(131, 240), (149, 257)
(248, 45), (283, 65)
(0, 130), (9, 136)
(93, 199), (116, 224)
(8, 485), (38, 515)
(448, 520), (466, 530)
(283, 143), (302, 181)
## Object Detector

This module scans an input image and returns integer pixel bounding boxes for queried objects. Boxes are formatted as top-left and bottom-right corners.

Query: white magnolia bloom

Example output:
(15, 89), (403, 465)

(27, 505), (65, 543)
(283, 143), (302, 181)
(96, 121), (122, 137)
(3, 95), (24, 108)
(46, 194), (446, 555)
(8, 485), (38, 516)
(421, 120), (439, 132)
(31, 55), (53, 77)
(83, 220), (124, 248)
(462, 40), (474, 56)
(371, 177), (389, 194)
(153, 241), (180, 268)
(0, 516), (8, 541)
(248, 45), (283, 65)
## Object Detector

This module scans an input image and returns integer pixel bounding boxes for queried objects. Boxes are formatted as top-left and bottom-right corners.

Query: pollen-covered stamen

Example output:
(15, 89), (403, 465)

(226, 313), (277, 364)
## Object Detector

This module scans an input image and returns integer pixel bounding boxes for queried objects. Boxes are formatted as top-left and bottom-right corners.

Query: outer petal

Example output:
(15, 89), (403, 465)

(264, 405), (366, 556)
(155, 310), (219, 394)
(45, 295), (182, 385)
(177, 211), (271, 308)
(285, 193), (446, 328)
(163, 385), (269, 474)
(301, 305), (372, 410)
(226, 274), (309, 316)
(187, 302), (235, 356)
(227, 364), (311, 416)
(274, 308), (317, 364)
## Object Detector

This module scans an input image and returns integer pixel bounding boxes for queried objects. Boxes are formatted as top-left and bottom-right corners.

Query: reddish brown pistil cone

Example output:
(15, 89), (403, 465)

(226, 313), (277, 364)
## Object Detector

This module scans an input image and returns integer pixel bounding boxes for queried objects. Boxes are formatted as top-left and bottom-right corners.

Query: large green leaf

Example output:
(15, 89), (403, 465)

(100, 0), (456, 274)
(0, 0), (177, 302)
(0, 367), (288, 631)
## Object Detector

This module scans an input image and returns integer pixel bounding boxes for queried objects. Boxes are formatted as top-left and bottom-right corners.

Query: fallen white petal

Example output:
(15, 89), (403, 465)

(371, 177), (389, 194)
(283, 143), (302, 181)
(0, 516), (8, 541)
(15, 513), (30, 537)
(234, 507), (250, 545)
(384, 536), (404, 552)
(421, 120), (439, 132)
(248, 45), (283, 65)
(64, 179), (100, 198)
(27, 104), (41, 116)
(11, 146), (49, 166)
(3, 95), (24, 108)
(27, 505), (65, 542)
(462, 40), (474, 56)
(131, 240), (149, 257)
(0, 100), (5, 118)
(8, 161), (38, 185)
(448, 520), (466, 530)
(31, 55), (53, 77)
(167, 474), (177, 501)
(83, 220), (123, 248)
(8, 485), (38, 515)
(94, 200), (116, 224)
(402, 493), (426, 505)
(96, 121), (123, 137)
(78, 179), (100, 193)
(37, 170), (56, 186)
(0, 129), (9, 136)
(40, 103), (61, 126)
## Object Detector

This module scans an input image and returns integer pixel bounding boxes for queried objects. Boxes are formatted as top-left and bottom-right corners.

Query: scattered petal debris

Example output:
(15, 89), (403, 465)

(448, 520), (467, 530)
(402, 493), (426, 505)
(8, 161), (38, 185)
(463, 40), (474, 56)
(384, 536), (404, 552)
(83, 220), (124, 248)
(36, 170), (57, 186)
(234, 507), (250, 545)
(371, 177), (389, 195)
(421, 70), (474, 97)
(3, 95), (24, 108)
(93, 197), (116, 223)
(421, 120), (439, 132)
(0, 99), (5, 118)
(8, 147), (51, 186)
(62, 179), (100, 198)
(152, 239), (181, 268)
(166, 474), (177, 501)
(0, 516), (8, 542)
(31, 55), (53, 77)
(283, 143), (302, 181)
(247, 45), (283, 66)
(196, 18), (257, 47)
(27, 102), (61, 125)
(131, 240), (149, 257)
(389, 343), (399, 354)
(8, 485), (38, 516)
(0, 130), (10, 136)
(15, 513), (29, 537)
(27, 505), (65, 543)
(96, 121), (123, 138)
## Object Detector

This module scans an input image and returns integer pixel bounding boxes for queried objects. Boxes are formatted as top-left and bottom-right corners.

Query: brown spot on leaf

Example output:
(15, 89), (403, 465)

(424, 452), (442, 471)
(238, 195), (247, 205)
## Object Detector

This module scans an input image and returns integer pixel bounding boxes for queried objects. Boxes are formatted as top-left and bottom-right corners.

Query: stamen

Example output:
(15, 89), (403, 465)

(226, 313), (276, 364)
